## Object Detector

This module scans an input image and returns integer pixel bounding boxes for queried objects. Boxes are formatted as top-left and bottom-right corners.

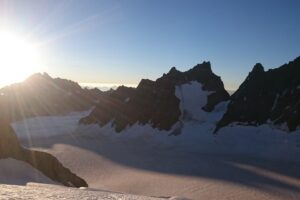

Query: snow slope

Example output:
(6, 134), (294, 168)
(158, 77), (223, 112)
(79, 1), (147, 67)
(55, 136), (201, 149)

(175, 81), (217, 122)
(11, 81), (300, 200)
(12, 109), (92, 140)
(0, 183), (174, 200)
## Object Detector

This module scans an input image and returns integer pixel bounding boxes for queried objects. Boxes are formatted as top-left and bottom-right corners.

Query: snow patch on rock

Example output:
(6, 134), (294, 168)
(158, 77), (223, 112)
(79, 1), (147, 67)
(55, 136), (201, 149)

(175, 81), (228, 123)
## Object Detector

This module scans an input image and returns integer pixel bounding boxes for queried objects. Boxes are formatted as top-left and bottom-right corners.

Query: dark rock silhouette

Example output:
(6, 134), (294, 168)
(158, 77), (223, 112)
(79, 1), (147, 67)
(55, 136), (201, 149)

(0, 119), (88, 187)
(215, 56), (300, 132)
(80, 62), (229, 132)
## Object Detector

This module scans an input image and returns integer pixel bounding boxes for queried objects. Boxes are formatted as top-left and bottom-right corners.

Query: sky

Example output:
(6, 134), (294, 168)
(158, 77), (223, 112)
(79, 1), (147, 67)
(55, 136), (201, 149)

(0, 0), (300, 90)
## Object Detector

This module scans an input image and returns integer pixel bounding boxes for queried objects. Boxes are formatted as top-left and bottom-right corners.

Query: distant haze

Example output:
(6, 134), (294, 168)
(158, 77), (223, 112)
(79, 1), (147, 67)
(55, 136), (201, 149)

(80, 82), (236, 95)
(79, 82), (137, 91)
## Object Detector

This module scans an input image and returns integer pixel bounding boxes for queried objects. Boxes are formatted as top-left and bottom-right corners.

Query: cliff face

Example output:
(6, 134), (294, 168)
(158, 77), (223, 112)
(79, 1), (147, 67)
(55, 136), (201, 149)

(80, 62), (229, 132)
(0, 119), (88, 187)
(216, 57), (300, 132)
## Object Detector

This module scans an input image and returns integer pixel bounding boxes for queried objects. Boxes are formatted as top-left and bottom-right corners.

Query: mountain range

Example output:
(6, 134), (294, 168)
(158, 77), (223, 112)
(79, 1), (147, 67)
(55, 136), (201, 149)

(0, 56), (300, 190)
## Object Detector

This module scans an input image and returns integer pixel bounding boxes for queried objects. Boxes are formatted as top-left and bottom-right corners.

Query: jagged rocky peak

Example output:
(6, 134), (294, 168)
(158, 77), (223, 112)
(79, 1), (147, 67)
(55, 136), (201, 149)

(215, 56), (300, 133)
(192, 61), (212, 72)
(80, 61), (229, 132)
(168, 66), (179, 74)
(27, 72), (50, 79)
(165, 61), (212, 79)
(24, 72), (52, 84)
(241, 63), (265, 83)
(137, 79), (155, 89)
(251, 63), (264, 73)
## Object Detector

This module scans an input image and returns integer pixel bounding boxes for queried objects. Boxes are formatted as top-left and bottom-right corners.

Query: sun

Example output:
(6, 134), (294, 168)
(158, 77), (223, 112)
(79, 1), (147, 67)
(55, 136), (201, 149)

(0, 31), (40, 86)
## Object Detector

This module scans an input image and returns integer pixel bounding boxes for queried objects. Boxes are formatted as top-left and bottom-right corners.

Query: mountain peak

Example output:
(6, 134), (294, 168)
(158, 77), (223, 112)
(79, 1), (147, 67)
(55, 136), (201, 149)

(168, 66), (179, 74)
(42, 72), (52, 79)
(216, 56), (300, 133)
(191, 61), (212, 73)
(251, 63), (264, 73)
(81, 61), (229, 131)
(137, 79), (155, 89)
(26, 72), (53, 83)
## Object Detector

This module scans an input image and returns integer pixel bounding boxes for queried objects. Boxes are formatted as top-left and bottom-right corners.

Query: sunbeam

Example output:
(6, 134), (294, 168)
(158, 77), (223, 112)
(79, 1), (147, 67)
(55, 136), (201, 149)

(0, 30), (41, 86)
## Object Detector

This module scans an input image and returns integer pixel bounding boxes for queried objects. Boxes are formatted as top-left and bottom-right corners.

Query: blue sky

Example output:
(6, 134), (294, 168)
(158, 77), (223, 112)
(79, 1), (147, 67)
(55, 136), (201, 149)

(0, 0), (300, 90)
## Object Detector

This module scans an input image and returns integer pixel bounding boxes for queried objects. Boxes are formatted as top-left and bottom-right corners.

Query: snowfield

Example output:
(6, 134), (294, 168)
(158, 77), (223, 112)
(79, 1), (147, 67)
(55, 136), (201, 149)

(12, 109), (92, 140)
(0, 183), (174, 200)
(9, 82), (300, 200)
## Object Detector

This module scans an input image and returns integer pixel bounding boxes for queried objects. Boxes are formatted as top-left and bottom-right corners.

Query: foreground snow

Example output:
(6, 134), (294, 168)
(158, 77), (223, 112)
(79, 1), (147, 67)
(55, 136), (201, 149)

(0, 183), (175, 200)
(11, 81), (300, 199)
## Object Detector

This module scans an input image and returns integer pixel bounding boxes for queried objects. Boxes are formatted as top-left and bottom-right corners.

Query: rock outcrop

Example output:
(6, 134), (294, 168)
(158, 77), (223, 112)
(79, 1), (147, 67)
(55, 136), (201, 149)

(0, 119), (88, 187)
(215, 56), (300, 132)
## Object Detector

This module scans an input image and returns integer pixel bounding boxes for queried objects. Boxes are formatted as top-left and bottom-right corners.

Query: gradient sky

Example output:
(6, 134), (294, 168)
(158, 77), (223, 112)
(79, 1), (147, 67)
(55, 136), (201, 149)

(0, 0), (300, 90)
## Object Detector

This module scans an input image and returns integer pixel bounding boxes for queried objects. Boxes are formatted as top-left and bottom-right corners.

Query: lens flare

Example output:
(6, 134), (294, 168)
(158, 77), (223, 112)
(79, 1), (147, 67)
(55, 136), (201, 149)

(0, 31), (40, 86)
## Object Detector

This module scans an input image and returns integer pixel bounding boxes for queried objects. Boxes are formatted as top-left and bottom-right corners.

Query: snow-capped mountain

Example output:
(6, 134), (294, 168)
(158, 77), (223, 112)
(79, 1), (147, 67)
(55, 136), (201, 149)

(3, 57), (300, 137)
(10, 83), (300, 199)
(80, 61), (229, 132)
(1, 57), (300, 199)
(216, 56), (300, 132)
(0, 72), (102, 122)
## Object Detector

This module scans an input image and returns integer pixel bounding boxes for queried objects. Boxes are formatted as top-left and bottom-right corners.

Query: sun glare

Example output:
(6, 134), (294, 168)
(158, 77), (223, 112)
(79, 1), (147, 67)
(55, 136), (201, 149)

(0, 31), (40, 86)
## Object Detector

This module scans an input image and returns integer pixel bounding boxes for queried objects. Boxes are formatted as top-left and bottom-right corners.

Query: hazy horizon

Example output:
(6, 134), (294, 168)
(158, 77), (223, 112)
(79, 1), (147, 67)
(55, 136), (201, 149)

(0, 69), (237, 92)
